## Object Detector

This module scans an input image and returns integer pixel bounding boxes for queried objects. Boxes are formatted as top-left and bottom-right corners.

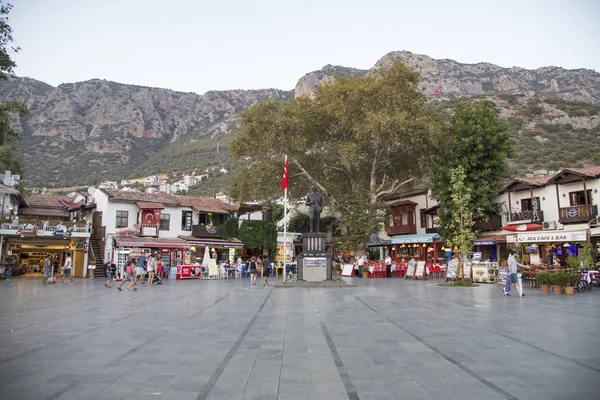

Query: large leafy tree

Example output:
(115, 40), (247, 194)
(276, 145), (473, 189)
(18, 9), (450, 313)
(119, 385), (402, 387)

(430, 101), (514, 252)
(229, 62), (443, 252)
(0, 2), (27, 173)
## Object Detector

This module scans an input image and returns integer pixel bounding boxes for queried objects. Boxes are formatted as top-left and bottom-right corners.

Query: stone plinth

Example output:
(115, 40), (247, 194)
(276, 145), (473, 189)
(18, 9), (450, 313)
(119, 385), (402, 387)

(298, 232), (331, 282)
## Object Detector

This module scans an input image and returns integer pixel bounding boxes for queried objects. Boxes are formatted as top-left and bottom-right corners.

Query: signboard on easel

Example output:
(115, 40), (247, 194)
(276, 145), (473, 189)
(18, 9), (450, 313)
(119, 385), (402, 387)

(341, 263), (354, 277)
(415, 261), (426, 279)
(208, 259), (219, 278)
(406, 262), (416, 279)
(446, 259), (458, 280)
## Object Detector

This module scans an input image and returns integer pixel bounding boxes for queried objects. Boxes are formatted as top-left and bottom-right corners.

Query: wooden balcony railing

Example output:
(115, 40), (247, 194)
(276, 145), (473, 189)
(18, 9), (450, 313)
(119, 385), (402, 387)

(559, 205), (598, 224)
(387, 224), (417, 236)
(506, 210), (544, 224)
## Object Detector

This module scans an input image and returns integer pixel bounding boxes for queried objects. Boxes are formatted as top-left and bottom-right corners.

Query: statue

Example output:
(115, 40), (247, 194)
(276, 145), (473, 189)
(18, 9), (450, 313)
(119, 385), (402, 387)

(305, 185), (324, 233)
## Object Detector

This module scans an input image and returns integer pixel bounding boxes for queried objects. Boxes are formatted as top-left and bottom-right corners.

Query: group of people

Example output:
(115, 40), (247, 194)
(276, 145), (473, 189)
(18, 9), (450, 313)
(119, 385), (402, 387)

(103, 254), (159, 291)
(241, 255), (273, 286)
(41, 252), (74, 285)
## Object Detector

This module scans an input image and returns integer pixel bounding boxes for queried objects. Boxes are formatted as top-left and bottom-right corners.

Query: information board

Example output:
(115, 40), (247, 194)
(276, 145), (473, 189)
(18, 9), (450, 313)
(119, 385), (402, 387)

(341, 263), (354, 277)
(446, 259), (458, 279)
(304, 257), (327, 268)
(415, 261), (426, 279)
(463, 259), (472, 280)
(406, 262), (416, 278)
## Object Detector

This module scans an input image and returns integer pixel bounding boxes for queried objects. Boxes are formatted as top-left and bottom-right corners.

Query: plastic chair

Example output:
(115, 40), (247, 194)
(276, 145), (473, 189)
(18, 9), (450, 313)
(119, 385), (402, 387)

(234, 267), (242, 279)
(218, 266), (228, 279)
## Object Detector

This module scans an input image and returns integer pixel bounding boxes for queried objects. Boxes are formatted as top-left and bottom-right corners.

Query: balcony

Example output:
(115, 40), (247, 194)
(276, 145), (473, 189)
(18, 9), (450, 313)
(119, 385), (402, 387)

(387, 224), (417, 236)
(425, 227), (439, 234)
(558, 204), (598, 224)
(473, 215), (503, 232)
(134, 223), (158, 237)
(506, 210), (544, 225)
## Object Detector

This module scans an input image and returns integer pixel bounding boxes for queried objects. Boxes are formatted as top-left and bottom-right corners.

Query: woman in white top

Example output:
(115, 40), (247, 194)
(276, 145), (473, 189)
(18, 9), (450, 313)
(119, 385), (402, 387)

(146, 256), (155, 286)
(88, 258), (96, 279)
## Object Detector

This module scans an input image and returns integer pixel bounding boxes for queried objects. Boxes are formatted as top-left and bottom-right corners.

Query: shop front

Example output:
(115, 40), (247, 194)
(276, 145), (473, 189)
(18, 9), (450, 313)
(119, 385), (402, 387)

(368, 233), (443, 263)
(472, 235), (507, 263)
(1, 228), (90, 278)
(515, 230), (588, 266)
(112, 236), (192, 278)
(178, 236), (245, 263)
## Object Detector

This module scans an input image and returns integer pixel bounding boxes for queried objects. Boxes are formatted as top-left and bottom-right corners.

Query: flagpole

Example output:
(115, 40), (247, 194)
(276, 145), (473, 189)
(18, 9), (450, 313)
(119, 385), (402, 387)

(283, 155), (288, 282)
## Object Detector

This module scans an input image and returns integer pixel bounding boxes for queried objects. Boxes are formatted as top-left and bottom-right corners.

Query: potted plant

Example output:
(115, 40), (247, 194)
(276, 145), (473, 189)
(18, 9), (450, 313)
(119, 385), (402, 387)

(535, 272), (550, 294)
(563, 272), (577, 295)
(360, 265), (370, 279)
(334, 263), (342, 276)
(550, 272), (562, 294)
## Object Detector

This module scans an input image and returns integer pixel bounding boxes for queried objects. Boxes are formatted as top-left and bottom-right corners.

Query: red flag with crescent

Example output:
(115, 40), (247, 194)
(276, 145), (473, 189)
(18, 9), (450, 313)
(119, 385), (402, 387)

(434, 87), (442, 94)
(281, 158), (288, 191)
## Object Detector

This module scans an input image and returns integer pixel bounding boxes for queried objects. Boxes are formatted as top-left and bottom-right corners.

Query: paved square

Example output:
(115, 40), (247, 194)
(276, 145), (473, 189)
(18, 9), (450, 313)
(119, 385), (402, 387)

(0, 276), (599, 400)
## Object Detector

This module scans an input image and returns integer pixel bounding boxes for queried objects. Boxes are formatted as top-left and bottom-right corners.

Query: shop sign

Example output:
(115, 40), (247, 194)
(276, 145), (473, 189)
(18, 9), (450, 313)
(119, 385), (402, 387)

(17, 228), (38, 237)
(473, 240), (495, 246)
(567, 208), (579, 218)
(53, 231), (72, 238)
(142, 226), (158, 236)
(517, 230), (587, 243)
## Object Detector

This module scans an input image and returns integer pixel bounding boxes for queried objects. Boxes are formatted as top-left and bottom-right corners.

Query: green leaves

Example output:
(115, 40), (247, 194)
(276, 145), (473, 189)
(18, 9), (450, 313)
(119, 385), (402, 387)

(229, 61), (443, 251)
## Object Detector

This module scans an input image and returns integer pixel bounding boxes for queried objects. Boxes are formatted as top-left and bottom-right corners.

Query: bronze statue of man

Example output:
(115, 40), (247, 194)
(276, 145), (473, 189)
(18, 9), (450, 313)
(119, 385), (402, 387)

(305, 185), (323, 232)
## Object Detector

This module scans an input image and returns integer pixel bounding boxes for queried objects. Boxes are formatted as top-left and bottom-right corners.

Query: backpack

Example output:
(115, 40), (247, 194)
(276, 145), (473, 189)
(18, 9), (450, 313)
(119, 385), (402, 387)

(126, 265), (133, 275)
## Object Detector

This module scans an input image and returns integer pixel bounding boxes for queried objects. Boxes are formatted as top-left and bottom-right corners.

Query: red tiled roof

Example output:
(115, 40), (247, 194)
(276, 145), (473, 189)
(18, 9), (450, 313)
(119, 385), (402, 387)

(557, 166), (600, 178)
(99, 189), (235, 214)
(178, 196), (236, 214)
(24, 195), (73, 209)
(101, 189), (181, 206)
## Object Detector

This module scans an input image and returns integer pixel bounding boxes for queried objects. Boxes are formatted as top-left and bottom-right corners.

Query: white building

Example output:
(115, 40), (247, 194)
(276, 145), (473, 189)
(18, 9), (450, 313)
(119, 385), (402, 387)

(144, 175), (159, 187)
(120, 180), (131, 186)
(0, 170), (20, 187)
(99, 181), (118, 189)
(0, 183), (19, 217)
(171, 182), (189, 193)
(183, 175), (198, 186)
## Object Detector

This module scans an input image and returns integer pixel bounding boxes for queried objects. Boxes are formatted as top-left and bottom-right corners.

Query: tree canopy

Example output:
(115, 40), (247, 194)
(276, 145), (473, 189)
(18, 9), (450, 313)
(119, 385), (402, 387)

(229, 62), (443, 251)
(430, 101), (514, 245)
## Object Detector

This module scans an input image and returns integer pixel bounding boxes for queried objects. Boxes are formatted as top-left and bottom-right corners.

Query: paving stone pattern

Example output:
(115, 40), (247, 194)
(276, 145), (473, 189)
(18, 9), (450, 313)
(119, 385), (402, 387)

(0, 277), (599, 400)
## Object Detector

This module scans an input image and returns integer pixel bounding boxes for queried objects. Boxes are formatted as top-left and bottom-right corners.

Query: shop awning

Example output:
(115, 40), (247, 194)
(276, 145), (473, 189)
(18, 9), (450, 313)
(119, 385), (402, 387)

(113, 236), (190, 248)
(390, 233), (442, 244)
(136, 201), (164, 209)
(179, 235), (245, 249)
(368, 233), (442, 246)
(473, 235), (507, 245)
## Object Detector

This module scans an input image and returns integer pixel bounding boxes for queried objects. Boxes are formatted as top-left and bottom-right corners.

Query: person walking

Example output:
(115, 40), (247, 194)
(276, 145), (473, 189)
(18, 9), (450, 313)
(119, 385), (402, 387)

(504, 251), (530, 297)
(104, 263), (116, 288)
(60, 252), (74, 285)
(262, 255), (271, 286)
(385, 254), (392, 278)
(88, 258), (96, 279)
(42, 254), (52, 286)
(249, 256), (258, 286)
(146, 254), (156, 286)
(135, 255), (146, 285)
(117, 259), (137, 292)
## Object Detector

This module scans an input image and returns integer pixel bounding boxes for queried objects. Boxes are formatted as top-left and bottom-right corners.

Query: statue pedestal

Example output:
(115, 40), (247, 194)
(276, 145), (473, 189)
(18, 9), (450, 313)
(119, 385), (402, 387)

(297, 233), (331, 282)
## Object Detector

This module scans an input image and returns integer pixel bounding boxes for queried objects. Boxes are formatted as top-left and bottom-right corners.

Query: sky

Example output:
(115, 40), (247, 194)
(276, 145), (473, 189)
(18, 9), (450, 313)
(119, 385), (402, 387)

(9, 0), (600, 95)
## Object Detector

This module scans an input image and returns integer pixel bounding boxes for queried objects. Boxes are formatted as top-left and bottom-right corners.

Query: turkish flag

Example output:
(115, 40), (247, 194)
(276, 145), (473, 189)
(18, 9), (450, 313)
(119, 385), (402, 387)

(281, 158), (288, 191)
(434, 87), (442, 94)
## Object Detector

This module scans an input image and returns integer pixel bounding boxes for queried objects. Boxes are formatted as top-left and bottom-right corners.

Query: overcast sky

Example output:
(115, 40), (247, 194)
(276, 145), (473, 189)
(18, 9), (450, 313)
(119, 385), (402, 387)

(9, 0), (600, 94)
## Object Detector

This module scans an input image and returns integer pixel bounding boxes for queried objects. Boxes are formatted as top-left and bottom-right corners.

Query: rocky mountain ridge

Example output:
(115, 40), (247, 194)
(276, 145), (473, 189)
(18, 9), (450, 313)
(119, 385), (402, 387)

(296, 51), (600, 104)
(2, 50), (600, 191)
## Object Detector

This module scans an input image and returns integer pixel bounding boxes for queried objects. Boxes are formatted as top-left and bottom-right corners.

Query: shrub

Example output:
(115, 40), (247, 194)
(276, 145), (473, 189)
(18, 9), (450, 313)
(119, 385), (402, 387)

(535, 272), (550, 285)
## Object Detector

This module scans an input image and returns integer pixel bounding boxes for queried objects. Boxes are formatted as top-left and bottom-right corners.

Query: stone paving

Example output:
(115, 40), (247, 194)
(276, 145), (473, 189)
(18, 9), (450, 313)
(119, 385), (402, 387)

(0, 276), (599, 400)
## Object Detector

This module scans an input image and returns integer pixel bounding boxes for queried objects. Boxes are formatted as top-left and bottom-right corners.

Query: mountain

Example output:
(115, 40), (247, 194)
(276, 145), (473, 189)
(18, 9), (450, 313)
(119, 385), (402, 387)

(2, 77), (292, 188)
(2, 50), (600, 191)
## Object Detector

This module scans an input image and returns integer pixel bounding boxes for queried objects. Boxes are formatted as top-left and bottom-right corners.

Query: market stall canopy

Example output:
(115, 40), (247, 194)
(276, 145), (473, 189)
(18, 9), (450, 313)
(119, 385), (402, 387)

(501, 224), (543, 232)
(113, 236), (190, 248)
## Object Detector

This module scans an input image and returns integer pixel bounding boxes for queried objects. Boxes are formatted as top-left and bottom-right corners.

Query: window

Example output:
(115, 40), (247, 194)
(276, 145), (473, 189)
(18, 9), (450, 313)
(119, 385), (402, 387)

(199, 213), (207, 225)
(159, 213), (170, 231)
(182, 211), (193, 231)
(520, 197), (540, 212)
(115, 210), (128, 228)
(420, 208), (426, 228)
(569, 190), (592, 206)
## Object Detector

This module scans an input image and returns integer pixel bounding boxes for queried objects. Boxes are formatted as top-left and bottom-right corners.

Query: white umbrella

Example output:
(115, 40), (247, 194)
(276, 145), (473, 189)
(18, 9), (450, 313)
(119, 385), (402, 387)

(202, 246), (211, 278)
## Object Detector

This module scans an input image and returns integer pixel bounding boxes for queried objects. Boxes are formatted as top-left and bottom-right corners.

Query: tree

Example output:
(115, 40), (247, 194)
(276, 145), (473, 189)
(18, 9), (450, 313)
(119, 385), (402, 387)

(430, 101), (514, 272)
(430, 101), (514, 228)
(229, 62), (442, 252)
(0, 2), (27, 163)
(446, 166), (476, 280)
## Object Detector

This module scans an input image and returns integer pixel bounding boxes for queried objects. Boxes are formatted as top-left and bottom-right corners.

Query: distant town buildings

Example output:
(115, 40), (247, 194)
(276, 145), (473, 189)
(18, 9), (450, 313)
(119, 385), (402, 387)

(0, 171), (20, 187)
(99, 181), (118, 189)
